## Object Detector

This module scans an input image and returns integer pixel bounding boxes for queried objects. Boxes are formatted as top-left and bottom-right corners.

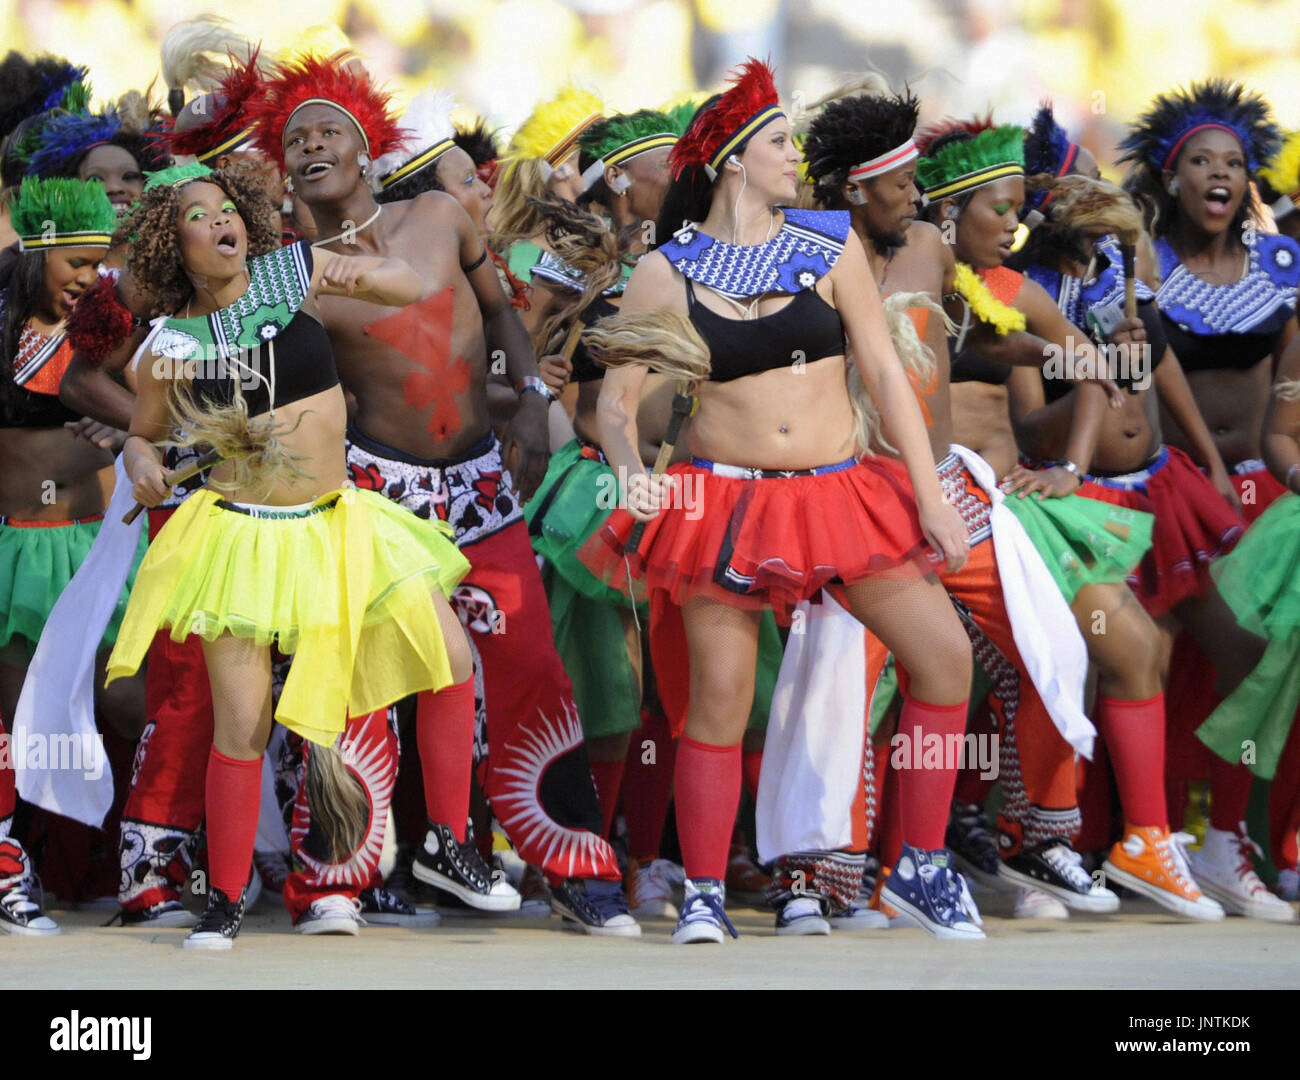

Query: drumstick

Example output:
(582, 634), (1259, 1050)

(623, 388), (694, 556)
(122, 447), (224, 524)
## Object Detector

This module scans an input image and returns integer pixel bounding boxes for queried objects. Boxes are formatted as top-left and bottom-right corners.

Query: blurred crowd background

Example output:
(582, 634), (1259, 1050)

(3, 0), (1299, 175)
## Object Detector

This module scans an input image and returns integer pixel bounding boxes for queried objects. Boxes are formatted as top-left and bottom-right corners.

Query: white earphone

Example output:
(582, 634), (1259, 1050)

(609, 172), (631, 195)
(846, 187), (867, 206)
(1168, 177), (1181, 196)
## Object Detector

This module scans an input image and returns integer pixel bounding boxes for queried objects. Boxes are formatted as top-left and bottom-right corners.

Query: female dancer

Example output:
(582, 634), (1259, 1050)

(917, 118), (1223, 918)
(104, 162), (475, 949)
(1119, 81), (1298, 920)
(586, 59), (977, 943)
(0, 176), (138, 935)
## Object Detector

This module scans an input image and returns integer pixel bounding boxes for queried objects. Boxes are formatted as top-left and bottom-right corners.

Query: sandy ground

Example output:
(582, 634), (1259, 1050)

(6, 889), (1296, 990)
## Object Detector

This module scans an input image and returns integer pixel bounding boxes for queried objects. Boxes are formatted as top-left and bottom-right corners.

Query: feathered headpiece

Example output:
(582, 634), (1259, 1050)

(503, 84), (604, 182)
(915, 121), (1024, 204)
(162, 47), (266, 164)
(0, 52), (87, 139)
(25, 104), (122, 177)
(1023, 100), (1078, 214)
(454, 118), (501, 186)
(375, 87), (457, 191)
(578, 109), (679, 190)
(669, 57), (783, 181)
(9, 176), (116, 250)
(1118, 79), (1278, 176)
(803, 88), (921, 197)
(1259, 128), (1300, 216)
(143, 161), (214, 191)
(248, 52), (405, 173)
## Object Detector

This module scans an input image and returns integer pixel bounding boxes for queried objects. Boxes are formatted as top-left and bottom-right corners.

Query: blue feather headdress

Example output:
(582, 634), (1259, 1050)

(1023, 101), (1079, 213)
(1119, 79), (1278, 176)
(25, 104), (122, 177)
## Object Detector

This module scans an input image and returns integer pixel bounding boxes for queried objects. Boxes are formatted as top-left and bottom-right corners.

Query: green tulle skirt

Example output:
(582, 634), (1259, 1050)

(0, 515), (146, 651)
(1003, 490), (1153, 603)
(1198, 495), (1300, 778)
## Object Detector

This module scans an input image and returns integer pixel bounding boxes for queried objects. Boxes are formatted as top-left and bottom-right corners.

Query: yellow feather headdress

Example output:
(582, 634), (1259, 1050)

(504, 84), (604, 181)
(1260, 128), (1300, 202)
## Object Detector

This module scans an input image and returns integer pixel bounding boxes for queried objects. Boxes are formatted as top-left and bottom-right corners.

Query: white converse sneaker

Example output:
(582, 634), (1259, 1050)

(774, 895), (830, 936)
(626, 857), (683, 919)
(1189, 823), (1298, 923)
(1013, 887), (1069, 920)
(294, 894), (366, 935)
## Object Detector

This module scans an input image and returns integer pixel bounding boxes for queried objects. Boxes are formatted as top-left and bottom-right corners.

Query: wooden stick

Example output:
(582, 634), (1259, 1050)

(559, 319), (585, 362)
(122, 447), (224, 524)
(623, 389), (694, 556)
(1121, 242), (1138, 320)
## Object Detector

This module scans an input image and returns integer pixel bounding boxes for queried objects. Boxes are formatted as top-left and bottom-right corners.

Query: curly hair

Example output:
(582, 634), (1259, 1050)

(115, 164), (280, 318)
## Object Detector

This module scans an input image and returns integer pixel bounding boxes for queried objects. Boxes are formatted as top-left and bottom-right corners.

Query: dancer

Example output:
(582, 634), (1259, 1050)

(1119, 81), (1297, 920)
(0, 176), (139, 935)
(584, 59), (979, 943)
(914, 116), (1224, 919)
(104, 160), (478, 949)
(251, 55), (637, 935)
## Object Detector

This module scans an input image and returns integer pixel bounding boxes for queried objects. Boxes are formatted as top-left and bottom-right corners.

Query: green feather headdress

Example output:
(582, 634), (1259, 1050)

(916, 124), (1024, 204)
(143, 161), (214, 191)
(578, 109), (679, 190)
(9, 176), (116, 251)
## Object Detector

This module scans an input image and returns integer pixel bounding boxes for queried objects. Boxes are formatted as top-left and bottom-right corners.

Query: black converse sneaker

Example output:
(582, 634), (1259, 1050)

(411, 820), (521, 912)
(184, 886), (246, 950)
(0, 879), (60, 936)
(998, 837), (1120, 913)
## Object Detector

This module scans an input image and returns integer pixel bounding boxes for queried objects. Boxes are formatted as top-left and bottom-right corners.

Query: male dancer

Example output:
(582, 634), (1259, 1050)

(251, 57), (636, 935)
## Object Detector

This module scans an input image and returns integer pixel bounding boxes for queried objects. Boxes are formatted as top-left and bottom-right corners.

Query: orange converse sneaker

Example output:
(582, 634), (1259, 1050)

(1102, 825), (1224, 921)
(868, 866), (899, 919)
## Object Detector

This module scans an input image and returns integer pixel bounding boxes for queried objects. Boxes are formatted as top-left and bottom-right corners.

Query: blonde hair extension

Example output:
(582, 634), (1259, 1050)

(163, 372), (309, 497)
(487, 158), (551, 252)
(582, 308), (711, 391)
(848, 291), (952, 456)
(304, 741), (369, 864)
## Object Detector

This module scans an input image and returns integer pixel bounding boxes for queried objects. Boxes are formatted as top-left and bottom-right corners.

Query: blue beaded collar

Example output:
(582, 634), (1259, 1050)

(1154, 231), (1299, 337)
(1025, 235), (1156, 335)
(660, 208), (850, 299)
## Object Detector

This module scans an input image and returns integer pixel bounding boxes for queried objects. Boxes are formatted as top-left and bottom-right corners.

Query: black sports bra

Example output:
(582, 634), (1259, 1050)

(950, 338), (1012, 387)
(191, 309), (338, 417)
(684, 279), (845, 383)
(1159, 318), (1275, 375)
(571, 296), (619, 384)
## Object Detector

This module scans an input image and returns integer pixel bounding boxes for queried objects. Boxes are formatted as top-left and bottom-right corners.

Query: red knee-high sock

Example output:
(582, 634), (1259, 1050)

(416, 678), (476, 843)
(1209, 754), (1253, 831)
(877, 758), (902, 868)
(589, 758), (626, 839)
(1075, 739), (1116, 851)
(741, 748), (763, 801)
(1094, 694), (1167, 828)
(674, 735), (741, 881)
(623, 710), (676, 863)
(895, 694), (967, 852)
(205, 747), (263, 899)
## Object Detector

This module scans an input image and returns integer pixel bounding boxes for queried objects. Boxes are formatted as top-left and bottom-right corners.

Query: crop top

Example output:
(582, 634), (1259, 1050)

(1154, 232), (1300, 373)
(0, 285), (84, 428)
(571, 296), (619, 384)
(684, 279), (845, 383)
(149, 241), (339, 417)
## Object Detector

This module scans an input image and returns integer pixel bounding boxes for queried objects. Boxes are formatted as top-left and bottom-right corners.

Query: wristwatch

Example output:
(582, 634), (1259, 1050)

(517, 374), (558, 404)
(1059, 459), (1085, 486)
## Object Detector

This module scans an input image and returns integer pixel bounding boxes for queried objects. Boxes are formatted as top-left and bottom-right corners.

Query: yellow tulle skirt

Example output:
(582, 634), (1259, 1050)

(105, 486), (470, 745)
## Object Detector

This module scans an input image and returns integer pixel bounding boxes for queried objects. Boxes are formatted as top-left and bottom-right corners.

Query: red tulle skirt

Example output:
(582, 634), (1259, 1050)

(578, 455), (933, 624)
(1076, 446), (1243, 617)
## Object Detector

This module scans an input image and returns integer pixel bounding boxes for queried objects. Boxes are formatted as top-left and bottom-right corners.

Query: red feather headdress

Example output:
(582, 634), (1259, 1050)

(668, 57), (783, 181)
(160, 47), (266, 164)
(248, 52), (406, 172)
(915, 113), (996, 157)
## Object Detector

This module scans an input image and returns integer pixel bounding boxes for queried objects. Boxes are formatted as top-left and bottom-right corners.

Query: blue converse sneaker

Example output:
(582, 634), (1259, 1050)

(880, 844), (986, 940)
(672, 878), (739, 944)
(551, 879), (641, 937)
(359, 886), (441, 928)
